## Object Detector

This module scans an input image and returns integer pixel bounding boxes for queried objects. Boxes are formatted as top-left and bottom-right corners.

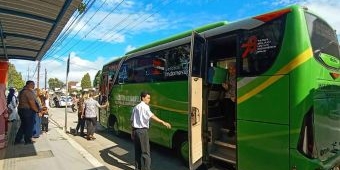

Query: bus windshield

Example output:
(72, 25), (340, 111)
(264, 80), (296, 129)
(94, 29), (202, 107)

(305, 12), (340, 70)
(305, 12), (340, 162)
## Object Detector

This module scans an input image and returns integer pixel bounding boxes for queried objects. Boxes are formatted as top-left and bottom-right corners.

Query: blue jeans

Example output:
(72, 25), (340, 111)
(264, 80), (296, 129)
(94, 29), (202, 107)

(33, 113), (41, 137)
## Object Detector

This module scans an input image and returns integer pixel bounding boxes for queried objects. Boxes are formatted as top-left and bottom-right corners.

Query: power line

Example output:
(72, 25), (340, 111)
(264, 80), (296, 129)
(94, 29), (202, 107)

(43, 0), (97, 60)
(49, 0), (126, 60)
(42, 0), (173, 73)
(89, 0), (174, 56)
(74, 0), (171, 56)
(44, 54), (100, 71)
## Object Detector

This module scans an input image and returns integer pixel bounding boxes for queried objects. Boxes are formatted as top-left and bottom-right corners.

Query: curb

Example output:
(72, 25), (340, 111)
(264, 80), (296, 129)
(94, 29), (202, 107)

(55, 128), (104, 168)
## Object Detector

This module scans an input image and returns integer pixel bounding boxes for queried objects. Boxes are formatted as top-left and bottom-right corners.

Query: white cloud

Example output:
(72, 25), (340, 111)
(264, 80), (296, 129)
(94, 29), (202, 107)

(9, 52), (108, 89)
(299, 0), (340, 36)
(271, 0), (300, 6)
(103, 0), (135, 8)
(145, 4), (153, 11)
(125, 45), (136, 53)
(65, 1), (170, 43)
(268, 0), (340, 37)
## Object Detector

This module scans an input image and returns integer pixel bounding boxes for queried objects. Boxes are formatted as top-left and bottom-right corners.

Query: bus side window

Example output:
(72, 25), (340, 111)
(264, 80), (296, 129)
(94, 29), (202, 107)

(127, 69), (137, 83)
(240, 17), (285, 76)
(117, 64), (128, 84)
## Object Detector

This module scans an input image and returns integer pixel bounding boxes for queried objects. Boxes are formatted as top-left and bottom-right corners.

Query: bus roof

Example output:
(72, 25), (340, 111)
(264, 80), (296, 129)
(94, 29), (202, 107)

(125, 21), (227, 55)
(124, 5), (303, 56)
(102, 56), (123, 68)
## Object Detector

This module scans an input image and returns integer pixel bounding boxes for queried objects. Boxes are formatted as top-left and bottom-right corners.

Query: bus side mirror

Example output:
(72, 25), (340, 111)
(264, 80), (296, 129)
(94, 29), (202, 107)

(318, 52), (340, 69)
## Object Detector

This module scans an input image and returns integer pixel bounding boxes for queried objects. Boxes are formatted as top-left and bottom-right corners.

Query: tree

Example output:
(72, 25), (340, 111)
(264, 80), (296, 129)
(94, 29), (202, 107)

(48, 78), (64, 90)
(93, 70), (101, 89)
(7, 63), (25, 89)
(81, 73), (91, 89)
(77, 2), (87, 14)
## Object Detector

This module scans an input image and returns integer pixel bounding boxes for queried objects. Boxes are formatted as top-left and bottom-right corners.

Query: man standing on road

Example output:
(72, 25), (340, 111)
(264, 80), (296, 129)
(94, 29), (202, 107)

(130, 91), (171, 170)
(14, 80), (40, 144)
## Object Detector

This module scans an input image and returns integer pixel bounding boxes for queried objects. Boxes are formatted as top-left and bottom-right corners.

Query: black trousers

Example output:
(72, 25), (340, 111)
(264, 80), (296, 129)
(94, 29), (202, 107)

(85, 117), (97, 136)
(41, 117), (49, 132)
(221, 98), (236, 132)
(76, 115), (85, 134)
(15, 108), (35, 143)
(41, 122), (48, 132)
(133, 128), (151, 170)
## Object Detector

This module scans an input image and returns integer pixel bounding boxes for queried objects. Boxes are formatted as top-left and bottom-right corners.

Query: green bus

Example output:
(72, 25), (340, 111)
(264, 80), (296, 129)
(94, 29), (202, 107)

(99, 5), (340, 170)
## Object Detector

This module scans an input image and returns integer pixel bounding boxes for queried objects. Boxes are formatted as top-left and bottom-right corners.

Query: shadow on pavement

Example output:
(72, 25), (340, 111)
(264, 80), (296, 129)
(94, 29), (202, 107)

(86, 166), (111, 170)
(96, 127), (188, 170)
(97, 129), (135, 170)
(1, 121), (39, 159)
(99, 145), (134, 170)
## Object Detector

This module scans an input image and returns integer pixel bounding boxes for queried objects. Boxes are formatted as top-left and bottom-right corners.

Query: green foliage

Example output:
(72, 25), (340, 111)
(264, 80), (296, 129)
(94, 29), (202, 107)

(77, 2), (86, 14)
(48, 78), (64, 90)
(93, 70), (101, 88)
(81, 73), (92, 89)
(7, 63), (25, 90)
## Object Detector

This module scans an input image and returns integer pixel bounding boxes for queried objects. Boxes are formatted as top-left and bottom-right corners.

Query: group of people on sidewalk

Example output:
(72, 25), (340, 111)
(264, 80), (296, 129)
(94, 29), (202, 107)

(0, 84), (28, 148)
(13, 80), (50, 145)
(74, 92), (108, 141)
(0, 80), (49, 147)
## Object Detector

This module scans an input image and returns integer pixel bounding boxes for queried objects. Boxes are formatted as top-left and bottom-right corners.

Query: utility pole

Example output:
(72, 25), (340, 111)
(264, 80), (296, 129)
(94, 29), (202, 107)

(37, 61), (40, 88)
(27, 66), (29, 81)
(45, 68), (47, 89)
(64, 54), (70, 133)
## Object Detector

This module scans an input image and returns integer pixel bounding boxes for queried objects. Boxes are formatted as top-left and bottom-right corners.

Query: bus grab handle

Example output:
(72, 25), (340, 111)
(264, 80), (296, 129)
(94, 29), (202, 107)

(191, 107), (200, 126)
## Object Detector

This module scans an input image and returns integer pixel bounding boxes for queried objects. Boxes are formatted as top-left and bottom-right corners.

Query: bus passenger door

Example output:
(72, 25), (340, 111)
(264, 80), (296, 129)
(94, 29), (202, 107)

(99, 73), (109, 126)
(188, 31), (206, 170)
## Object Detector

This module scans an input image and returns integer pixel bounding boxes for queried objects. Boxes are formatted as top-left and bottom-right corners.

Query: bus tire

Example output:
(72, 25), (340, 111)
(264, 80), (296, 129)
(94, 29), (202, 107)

(174, 132), (189, 166)
(108, 115), (120, 136)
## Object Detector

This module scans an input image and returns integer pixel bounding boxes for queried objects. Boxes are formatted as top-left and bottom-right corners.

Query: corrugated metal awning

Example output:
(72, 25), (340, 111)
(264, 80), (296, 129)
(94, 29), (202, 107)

(0, 0), (81, 61)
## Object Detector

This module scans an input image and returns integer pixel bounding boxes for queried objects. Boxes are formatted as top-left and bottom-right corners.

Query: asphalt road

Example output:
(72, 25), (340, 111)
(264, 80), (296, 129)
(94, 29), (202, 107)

(49, 107), (188, 170)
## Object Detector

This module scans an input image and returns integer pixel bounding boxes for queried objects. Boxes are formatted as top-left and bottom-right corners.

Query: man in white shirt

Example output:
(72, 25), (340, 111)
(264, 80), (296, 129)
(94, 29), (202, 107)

(130, 91), (171, 170)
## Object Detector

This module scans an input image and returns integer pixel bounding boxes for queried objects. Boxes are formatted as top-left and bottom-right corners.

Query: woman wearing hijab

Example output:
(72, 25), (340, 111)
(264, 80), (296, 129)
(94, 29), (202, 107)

(7, 88), (19, 121)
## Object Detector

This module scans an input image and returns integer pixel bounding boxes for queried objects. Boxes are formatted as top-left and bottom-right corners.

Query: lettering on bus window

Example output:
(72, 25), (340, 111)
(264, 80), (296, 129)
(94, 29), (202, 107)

(119, 44), (191, 83)
(240, 17), (285, 76)
(131, 56), (164, 82)
(257, 38), (277, 53)
(165, 57), (189, 77)
(241, 35), (257, 58)
(164, 45), (190, 80)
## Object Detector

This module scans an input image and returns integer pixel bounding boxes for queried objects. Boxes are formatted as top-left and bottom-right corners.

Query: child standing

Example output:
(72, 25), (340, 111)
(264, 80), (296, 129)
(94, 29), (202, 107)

(41, 107), (49, 132)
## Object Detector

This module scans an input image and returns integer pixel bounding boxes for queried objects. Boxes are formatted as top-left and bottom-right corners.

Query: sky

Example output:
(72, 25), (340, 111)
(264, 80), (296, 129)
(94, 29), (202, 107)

(9, 0), (340, 88)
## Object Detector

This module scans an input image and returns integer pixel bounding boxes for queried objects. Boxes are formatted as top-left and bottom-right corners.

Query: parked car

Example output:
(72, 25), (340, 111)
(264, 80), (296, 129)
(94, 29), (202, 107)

(58, 96), (72, 107)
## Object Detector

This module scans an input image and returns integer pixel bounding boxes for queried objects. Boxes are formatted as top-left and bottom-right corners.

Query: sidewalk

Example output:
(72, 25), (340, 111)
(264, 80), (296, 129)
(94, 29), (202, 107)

(0, 109), (108, 170)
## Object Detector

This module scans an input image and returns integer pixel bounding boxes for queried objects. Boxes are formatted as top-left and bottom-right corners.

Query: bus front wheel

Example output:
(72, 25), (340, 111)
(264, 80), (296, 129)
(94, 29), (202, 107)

(175, 133), (189, 165)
